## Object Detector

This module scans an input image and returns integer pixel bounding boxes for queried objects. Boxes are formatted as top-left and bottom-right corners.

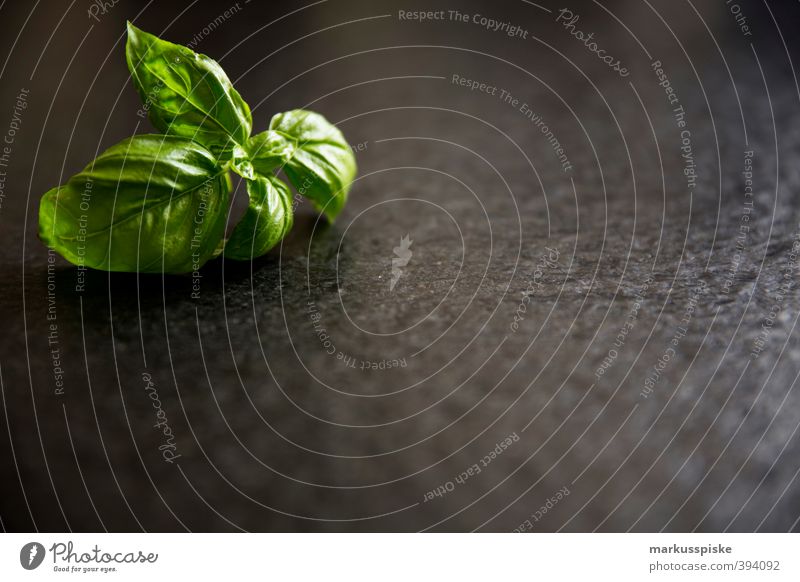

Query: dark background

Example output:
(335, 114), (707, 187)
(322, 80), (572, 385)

(2, 0), (800, 532)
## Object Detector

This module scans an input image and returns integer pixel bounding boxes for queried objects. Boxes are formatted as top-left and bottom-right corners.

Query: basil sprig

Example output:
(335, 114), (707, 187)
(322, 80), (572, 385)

(38, 24), (357, 274)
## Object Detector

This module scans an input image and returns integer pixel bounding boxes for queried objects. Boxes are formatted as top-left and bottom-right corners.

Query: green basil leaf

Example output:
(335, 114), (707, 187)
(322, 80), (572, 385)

(39, 135), (230, 274)
(223, 174), (293, 260)
(126, 22), (252, 158)
(230, 131), (293, 180)
(243, 130), (295, 177)
(269, 110), (356, 221)
(230, 144), (256, 180)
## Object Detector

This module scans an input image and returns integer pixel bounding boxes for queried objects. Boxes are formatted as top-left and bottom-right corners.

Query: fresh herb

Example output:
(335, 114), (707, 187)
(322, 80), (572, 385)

(39, 23), (356, 274)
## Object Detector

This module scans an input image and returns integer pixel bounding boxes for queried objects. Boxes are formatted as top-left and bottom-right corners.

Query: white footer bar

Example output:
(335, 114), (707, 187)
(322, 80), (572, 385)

(0, 533), (796, 580)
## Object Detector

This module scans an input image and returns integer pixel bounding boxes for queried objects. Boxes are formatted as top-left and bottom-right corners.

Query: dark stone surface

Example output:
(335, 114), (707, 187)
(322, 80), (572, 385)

(1, 0), (800, 531)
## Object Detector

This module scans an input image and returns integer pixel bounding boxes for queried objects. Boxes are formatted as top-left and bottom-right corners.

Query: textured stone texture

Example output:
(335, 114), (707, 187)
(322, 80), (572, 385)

(1, 0), (800, 532)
